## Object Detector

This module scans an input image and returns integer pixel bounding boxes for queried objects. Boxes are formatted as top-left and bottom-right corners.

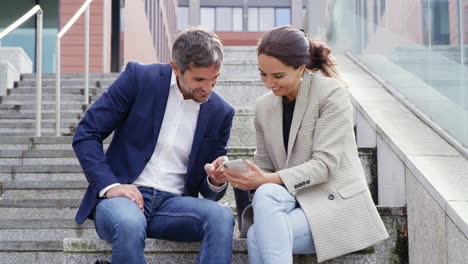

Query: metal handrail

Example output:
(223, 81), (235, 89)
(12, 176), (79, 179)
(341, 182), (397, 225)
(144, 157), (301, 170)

(55, 0), (108, 136)
(0, 5), (43, 137)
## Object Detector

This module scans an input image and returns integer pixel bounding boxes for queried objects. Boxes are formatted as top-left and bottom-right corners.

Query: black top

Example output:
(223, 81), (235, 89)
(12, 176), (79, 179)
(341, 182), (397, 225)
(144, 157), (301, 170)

(282, 96), (296, 153)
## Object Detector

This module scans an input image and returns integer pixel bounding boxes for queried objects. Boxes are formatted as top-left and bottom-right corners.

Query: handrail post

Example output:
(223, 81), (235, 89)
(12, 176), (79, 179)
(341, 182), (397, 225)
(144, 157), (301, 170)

(55, 0), (93, 136)
(55, 37), (61, 137)
(103, 0), (108, 73)
(84, 7), (90, 105)
(35, 10), (43, 137)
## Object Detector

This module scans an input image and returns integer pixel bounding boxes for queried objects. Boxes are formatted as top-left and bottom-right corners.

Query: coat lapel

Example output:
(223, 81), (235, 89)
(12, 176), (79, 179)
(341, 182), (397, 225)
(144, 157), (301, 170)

(153, 65), (172, 142)
(268, 96), (287, 169)
(186, 99), (211, 176)
(286, 71), (311, 164)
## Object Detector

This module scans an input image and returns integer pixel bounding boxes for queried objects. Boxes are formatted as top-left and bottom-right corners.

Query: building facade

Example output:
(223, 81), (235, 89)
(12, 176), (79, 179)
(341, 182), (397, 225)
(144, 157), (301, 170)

(0, 0), (177, 73)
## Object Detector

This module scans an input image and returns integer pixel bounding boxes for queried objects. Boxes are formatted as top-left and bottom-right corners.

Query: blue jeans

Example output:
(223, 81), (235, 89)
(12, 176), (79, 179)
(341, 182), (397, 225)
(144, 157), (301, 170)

(94, 187), (234, 264)
(247, 183), (316, 264)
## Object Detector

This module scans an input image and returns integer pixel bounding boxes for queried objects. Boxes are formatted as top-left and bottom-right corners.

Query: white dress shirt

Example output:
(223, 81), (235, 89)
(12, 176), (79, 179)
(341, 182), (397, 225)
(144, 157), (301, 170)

(100, 72), (226, 197)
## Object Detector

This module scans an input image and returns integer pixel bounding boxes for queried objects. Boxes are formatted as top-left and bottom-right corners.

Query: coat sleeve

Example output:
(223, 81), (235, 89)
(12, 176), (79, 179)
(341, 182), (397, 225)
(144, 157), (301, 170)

(278, 85), (354, 195)
(72, 62), (138, 196)
(199, 107), (235, 200)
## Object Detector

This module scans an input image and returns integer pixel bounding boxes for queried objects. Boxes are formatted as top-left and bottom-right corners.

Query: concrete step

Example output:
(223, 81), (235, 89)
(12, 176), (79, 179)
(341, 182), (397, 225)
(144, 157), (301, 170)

(62, 207), (406, 264)
(16, 80), (114, 88)
(0, 111), (80, 120)
(223, 46), (257, 60)
(16, 80), (99, 87)
(0, 207), (78, 219)
(0, 172), (84, 181)
(0, 119), (77, 127)
(0, 219), (94, 229)
(0, 102), (84, 111)
(0, 198), (81, 208)
(7, 87), (104, 95)
(0, 164), (83, 173)
(0, 229), (96, 242)
(21, 73), (120, 80)
(0, 149), (76, 158)
(1, 94), (86, 101)
(0, 130), (72, 137)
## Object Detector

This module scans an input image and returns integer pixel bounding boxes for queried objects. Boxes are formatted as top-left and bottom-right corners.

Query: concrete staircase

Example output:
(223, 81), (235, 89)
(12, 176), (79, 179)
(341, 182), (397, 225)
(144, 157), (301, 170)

(0, 47), (408, 263)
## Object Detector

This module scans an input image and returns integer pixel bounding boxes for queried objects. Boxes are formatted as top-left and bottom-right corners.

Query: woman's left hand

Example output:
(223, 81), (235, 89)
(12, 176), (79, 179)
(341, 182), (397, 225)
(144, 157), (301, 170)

(222, 160), (266, 190)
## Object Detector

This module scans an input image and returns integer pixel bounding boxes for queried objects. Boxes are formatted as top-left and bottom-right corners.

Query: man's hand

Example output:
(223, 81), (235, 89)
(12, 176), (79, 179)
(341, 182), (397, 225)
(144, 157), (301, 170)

(204, 156), (228, 186)
(105, 184), (144, 211)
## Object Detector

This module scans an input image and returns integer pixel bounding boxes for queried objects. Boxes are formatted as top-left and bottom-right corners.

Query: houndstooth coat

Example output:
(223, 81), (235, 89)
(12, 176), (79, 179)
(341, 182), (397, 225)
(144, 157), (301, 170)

(252, 70), (389, 262)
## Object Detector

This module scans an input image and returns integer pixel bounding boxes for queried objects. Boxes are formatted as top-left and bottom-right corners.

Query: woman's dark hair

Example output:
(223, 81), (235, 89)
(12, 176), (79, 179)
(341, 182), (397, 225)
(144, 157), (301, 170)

(257, 25), (345, 85)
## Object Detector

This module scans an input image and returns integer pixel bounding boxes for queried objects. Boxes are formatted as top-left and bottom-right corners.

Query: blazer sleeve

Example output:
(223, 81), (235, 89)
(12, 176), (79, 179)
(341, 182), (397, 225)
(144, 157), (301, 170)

(72, 62), (138, 195)
(198, 107), (235, 200)
(278, 85), (354, 195)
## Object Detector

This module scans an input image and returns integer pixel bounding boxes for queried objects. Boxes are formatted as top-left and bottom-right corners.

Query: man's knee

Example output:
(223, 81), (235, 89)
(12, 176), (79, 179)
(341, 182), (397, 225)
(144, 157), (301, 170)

(116, 212), (147, 235)
(96, 197), (147, 238)
(204, 203), (234, 232)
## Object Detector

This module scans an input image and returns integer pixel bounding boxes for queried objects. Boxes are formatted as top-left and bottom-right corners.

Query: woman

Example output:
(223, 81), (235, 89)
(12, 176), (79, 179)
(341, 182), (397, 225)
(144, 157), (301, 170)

(223, 26), (389, 263)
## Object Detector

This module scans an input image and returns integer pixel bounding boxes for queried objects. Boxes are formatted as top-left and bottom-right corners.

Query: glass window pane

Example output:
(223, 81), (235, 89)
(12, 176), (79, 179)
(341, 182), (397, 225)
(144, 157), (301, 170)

(232, 8), (243, 32)
(201, 8), (215, 30)
(259, 8), (275, 31)
(216, 8), (232, 31)
(248, 8), (258, 32)
(0, 0), (58, 73)
(275, 8), (290, 27)
(177, 7), (188, 31)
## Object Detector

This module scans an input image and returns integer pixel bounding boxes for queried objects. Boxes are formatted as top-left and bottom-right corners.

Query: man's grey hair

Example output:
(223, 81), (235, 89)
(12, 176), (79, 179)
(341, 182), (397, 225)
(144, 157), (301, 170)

(172, 26), (224, 74)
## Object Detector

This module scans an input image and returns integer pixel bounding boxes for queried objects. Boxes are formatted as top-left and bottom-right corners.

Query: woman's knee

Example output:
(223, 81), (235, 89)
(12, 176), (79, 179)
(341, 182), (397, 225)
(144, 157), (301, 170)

(252, 183), (287, 208)
(247, 225), (256, 246)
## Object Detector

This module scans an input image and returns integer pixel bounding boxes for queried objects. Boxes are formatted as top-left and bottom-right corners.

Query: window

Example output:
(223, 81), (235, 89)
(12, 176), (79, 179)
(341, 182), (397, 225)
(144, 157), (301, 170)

(275, 8), (290, 27)
(216, 8), (232, 31)
(248, 8), (259, 31)
(232, 8), (243, 31)
(177, 7), (188, 31)
(248, 7), (290, 32)
(201, 7), (215, 30)
(259, 8), (275, 31)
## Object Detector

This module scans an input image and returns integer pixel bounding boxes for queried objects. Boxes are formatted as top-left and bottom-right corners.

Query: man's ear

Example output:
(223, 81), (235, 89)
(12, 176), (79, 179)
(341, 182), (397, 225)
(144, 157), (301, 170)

(169, 61), (180, 76)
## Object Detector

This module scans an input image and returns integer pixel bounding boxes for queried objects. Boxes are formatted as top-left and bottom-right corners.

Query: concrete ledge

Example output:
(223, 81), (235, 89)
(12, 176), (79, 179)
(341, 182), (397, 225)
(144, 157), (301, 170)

(0, 60), (19, 96)
(63, 207), (406, 263)
(0, 47), (32, 74)
(337, 55), (468, 263)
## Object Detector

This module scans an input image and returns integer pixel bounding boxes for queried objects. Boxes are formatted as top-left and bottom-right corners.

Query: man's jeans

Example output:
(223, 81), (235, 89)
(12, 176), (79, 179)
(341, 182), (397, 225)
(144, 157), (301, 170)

(94, 187), (234, 264)
(247, 183), (316, 264)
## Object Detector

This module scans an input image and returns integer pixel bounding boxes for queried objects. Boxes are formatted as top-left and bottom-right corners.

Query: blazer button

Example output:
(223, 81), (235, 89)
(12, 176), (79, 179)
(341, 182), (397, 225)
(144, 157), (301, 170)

(306, 180), (310, 184)
(302, 181), (306, 185)
(328, 194), (335, 200)
(144, 155), (150, 161)
(294, 185), (298, 189)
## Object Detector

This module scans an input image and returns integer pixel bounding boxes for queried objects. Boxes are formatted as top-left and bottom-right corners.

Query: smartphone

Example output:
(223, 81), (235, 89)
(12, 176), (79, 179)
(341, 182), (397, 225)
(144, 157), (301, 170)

(222, 159), (249, 172)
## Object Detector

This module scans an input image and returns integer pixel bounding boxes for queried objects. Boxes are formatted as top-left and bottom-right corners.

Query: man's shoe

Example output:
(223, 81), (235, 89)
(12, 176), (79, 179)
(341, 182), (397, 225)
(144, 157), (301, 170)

(94, 260), (110, 264)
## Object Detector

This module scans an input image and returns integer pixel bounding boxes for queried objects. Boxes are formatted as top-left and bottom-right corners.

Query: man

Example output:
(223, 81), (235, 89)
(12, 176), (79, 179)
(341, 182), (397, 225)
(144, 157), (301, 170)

(73, 27), (235, 264)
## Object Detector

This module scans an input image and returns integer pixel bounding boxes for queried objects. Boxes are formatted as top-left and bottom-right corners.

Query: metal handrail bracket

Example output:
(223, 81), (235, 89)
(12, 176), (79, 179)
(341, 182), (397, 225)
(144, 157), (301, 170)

(0, 5), (43, 137)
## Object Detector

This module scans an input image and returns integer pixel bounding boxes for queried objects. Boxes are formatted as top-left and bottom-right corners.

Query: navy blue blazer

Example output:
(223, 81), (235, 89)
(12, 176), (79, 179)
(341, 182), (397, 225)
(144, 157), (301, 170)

(73, 62), (235, 224)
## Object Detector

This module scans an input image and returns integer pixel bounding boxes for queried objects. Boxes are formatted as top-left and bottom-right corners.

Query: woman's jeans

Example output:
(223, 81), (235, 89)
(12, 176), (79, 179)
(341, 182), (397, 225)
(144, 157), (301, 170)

(94, 187), (234, 264)
(247, 183), (316, 264)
